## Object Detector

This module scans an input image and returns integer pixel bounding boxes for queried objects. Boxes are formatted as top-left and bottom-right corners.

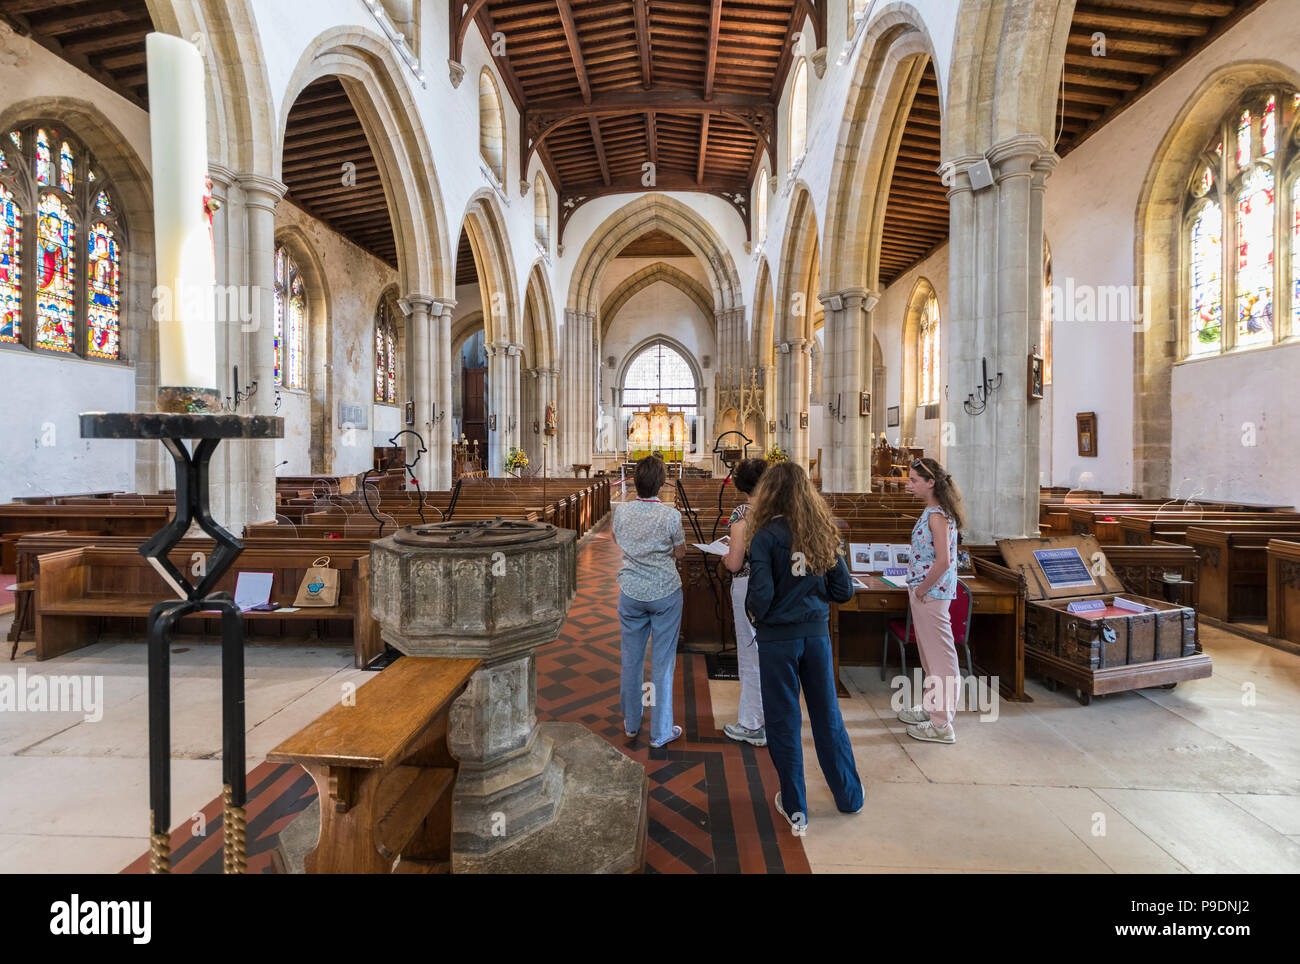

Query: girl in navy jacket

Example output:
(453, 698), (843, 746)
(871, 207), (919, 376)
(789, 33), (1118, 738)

(744, 462), (864, 832)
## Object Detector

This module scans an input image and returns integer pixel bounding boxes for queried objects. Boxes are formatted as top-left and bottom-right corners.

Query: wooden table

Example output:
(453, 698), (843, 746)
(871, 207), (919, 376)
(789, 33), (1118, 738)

(572, 463), (591, 478)
(832, 572), (1025, 700)
(267, 656), (480, 873)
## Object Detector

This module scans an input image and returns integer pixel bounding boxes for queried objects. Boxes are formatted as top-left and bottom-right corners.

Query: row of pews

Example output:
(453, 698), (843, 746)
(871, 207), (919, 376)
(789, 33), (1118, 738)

(4, 476), (610, 664)
(1039, 491), (1300, 633)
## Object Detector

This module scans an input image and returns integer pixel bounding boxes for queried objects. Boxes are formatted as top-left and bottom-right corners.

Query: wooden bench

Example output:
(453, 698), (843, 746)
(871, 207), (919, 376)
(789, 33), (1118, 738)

(0, 504), (171, 572)
(1184, 527), (1300, 622)
(267, 656), (480, 873)
(33, 545), (382, 665)
(1266, 540), (1300, 645)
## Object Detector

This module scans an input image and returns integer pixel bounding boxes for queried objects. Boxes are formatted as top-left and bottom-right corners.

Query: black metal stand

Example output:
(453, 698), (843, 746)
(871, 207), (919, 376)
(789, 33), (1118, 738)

(81, 411), (282, 874)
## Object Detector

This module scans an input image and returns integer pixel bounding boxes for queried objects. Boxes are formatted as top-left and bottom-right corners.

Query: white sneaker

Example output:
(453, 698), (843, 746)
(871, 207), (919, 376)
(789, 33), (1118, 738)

(906, 721), (955, 744)
(897, 704), (929, 725)
(774, 792), (808, 835)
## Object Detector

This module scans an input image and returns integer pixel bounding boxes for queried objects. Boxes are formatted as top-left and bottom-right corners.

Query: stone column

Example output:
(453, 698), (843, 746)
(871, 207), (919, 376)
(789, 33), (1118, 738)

(820, 287), (878, 492)
(942, 135), (1057, 542)
(506, 341), (522, 457)
(432, 299), (454, 491)
(485, 340), (505, 476)
(206, 164), (238, 526)
(399, 294), (434, 490)
(236, 173), (287, 525)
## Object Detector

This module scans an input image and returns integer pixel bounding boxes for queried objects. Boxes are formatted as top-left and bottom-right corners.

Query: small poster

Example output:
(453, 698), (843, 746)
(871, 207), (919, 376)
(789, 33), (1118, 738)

(1033, 547), (1096, 589)
(870, 544), (892, 570)
(849, 543), (874, 573)
(890, 544), (912, 568)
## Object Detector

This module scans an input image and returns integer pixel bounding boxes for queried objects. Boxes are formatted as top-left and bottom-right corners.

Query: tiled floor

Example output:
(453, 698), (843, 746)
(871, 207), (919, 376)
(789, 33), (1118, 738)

(3, 510), (1300, 873)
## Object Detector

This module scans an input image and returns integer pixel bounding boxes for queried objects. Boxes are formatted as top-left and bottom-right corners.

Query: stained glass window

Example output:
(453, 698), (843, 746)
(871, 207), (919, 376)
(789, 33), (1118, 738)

(36, 193), (75, 352)
(0, 184), (19, 344)
(8, 130), (20, 149)
(756, 168), (768, 244)
(789, 61), (808, 168)
(94, 190), (111, 216)
(1235, 165), (1274, 346)
(1236, 110), (1251, 168)
(35, 129), (51, 185)
(1196, 166), (1213, 196)
(273, 244), (305, 389)
(59, 141), (73, 193)
(86, 223), (119, 358)
(620, 343), (698, 449)
(919, 292), (941, 405)
(374, 298), (397, 404)
(1189, 202), (1222, 353)
(1262, 95), (1276, 158)
(0, 149), (6, 171)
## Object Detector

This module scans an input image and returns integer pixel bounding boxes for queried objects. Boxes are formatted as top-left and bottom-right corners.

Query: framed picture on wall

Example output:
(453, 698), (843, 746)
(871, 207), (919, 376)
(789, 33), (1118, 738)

(1076, 411), (1097, 457)
(1029, 352), (1045, 399)
(404, 401), (414, 426)
(799, 411), (808, 429)
(859, 392), (871, 417)
(887, 405), (900, 428)
(768, 420), (776, 434)
(489, 414), (497, 432)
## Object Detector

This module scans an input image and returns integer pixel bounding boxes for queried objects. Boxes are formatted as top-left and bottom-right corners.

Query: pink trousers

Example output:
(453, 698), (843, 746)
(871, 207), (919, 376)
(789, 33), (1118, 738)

(909, 592), (960, 728)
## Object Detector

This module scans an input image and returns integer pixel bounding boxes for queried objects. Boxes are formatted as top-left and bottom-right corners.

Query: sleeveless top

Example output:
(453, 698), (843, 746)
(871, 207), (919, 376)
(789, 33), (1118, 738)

(907, 505), (958, 600)
(727, 502), (751, 578)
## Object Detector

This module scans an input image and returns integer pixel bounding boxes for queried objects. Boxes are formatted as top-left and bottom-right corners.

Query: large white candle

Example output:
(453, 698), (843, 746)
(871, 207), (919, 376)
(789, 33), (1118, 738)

(147, 32), (218, 412)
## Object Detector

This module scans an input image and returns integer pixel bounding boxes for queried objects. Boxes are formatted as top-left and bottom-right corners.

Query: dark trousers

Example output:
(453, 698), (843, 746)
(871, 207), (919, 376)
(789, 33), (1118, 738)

(757, 634), (864, 819)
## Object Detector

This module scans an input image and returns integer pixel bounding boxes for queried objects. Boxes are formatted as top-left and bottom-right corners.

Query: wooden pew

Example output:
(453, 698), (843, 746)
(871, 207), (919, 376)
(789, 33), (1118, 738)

(1184, 526), (1300, 622)
(1119, 515), (1300, 546)
(1266, 540), (1300, 645)
(0, 504), (171, 572)
(267, 656), (480, 873)
(33, 545), (382, 665)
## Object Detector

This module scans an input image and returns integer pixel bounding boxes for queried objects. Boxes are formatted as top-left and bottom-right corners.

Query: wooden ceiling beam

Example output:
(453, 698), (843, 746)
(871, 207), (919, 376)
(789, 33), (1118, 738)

(556, 0), (593, 104)
(704, 0), (722, 99)
(697, 114), (710, 184)
(1070, 5), (1213, 38)
(634, 0), (652, 85)
(590, 116), (612, 186)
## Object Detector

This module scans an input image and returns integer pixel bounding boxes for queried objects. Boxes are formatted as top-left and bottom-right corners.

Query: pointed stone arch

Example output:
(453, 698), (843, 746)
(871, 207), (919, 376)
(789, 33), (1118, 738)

(272, 225), (332, 473)
(276, 25), (452, 298)
(900, 276), (939, 442)
(772, 184), (819, 466)
(599, 263), (715, 340)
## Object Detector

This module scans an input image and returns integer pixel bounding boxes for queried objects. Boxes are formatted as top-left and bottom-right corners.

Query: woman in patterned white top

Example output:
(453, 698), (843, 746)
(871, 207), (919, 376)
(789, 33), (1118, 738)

(898, 456), (967, 744)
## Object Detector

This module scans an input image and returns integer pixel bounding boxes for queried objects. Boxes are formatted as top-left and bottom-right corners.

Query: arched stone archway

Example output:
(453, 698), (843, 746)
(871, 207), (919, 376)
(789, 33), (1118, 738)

(599, 263), (714, 339)
(773, 185), (819, 468)
(562, 193), (743, 469)
(900, 276), (938, 443)
(457, 192), (520, 476)
(522, 263), (558, 458)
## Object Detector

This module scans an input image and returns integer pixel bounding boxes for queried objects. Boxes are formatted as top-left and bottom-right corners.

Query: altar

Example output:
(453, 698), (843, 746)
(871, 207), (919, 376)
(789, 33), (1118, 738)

(627, 403), (687, 461)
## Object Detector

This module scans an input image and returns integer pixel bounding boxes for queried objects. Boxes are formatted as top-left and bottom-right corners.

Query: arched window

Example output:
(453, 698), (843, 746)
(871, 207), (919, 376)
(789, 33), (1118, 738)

(620, 342), (698, 451)
(375, 296), (397, 404)
(0, 124), (124, 358)
(788, 60), (808, 171)
(851, 0), (872, 29)
(1041, 239), (1052, 386)
(533, 172), (549, 249)
(273, 244), (306, 389)
(1183, 88), (1299, 356)
(479, 69), (505, 184)
(918, 291), (941, 405)
(755, 168), (768, 244)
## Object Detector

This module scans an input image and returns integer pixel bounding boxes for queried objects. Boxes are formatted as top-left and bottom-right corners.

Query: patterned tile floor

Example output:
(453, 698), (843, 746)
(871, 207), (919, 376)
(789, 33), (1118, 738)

(123, 516), (809, 874)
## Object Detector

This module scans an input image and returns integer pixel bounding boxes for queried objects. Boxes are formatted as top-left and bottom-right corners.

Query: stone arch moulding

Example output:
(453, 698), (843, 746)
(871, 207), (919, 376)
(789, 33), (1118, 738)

(613, 333), (707, 411)
(146, 0), (277, 175)
(1132, 59), (1300, 498)
(566, 193), (743, 318)
(600, 262), (716, 340)
(523, 260), (557, 369)
(773, 183), (820, 345)
(822, 2), (942, 294)
(458, 189), (521, 346)
(752, 256), (776, 366)
(274, 25), (453, 300)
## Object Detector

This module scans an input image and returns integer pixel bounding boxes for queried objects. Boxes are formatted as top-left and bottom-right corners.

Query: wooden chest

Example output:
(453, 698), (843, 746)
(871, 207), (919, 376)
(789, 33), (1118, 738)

(997, 536), (1211, 704)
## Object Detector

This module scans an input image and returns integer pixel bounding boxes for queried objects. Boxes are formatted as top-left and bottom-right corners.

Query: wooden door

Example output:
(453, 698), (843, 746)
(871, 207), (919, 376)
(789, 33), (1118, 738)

(462, 366), (488, 456)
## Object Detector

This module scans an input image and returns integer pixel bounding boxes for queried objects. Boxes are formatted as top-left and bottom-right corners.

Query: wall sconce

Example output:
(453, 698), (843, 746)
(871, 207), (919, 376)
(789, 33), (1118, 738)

(826, 391), (847, 425)
(963, 357), (1003, 416)
(223, 364), (257, 413)
(431, 402), (446, 425)
(779, 413), (791, 432)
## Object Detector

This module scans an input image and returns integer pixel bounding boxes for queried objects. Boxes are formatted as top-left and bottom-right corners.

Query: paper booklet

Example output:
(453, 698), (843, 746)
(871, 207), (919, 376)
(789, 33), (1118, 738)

(693, 536), (731, 555)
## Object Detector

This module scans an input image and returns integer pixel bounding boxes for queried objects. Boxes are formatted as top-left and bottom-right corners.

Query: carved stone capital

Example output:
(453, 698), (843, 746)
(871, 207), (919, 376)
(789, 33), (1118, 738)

(448, 59), (465, 88)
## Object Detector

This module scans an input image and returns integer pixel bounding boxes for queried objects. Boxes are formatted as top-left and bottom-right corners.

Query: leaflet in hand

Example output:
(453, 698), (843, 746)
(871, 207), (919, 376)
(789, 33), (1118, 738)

(693, 536), (731, 555)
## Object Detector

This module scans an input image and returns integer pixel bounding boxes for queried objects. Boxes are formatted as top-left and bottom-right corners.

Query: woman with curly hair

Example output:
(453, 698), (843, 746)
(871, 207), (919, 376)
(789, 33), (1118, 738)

(744, 462), (864, 833)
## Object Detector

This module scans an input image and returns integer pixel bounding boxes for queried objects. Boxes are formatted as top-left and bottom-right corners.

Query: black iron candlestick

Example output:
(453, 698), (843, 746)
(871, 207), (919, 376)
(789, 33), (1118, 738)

(80, 411), (283, 874)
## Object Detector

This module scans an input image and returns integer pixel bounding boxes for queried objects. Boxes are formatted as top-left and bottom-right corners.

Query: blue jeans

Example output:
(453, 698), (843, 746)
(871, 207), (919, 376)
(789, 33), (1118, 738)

(618, 588), (683, 744)
(757, 634), (864, 820)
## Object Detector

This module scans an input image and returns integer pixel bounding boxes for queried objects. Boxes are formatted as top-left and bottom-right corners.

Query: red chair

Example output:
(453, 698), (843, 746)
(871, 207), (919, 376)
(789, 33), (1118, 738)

(880, 581), (974, 682)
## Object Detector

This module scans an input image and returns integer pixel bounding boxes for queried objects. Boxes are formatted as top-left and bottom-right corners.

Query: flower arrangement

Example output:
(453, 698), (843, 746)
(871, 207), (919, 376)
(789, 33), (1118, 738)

(765, 445), (789, 463)
(505, 446), (529, 472)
